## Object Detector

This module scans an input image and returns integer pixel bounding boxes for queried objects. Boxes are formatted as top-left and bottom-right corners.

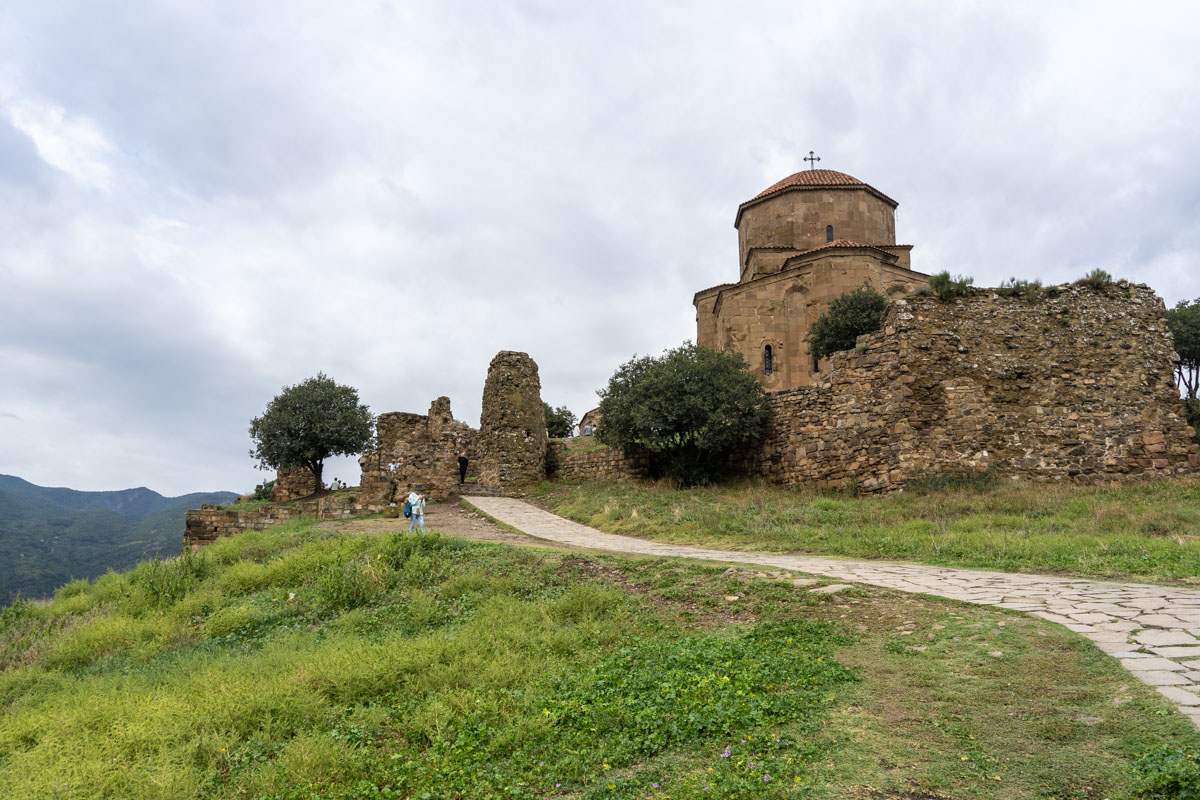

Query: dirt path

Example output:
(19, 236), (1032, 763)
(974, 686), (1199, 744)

(315, 499), (567, 549)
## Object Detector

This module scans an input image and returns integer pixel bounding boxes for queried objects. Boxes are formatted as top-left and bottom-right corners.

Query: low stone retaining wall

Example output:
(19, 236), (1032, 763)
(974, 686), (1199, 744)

(546, 441), (650, 482)
(183, 492), (387, 550)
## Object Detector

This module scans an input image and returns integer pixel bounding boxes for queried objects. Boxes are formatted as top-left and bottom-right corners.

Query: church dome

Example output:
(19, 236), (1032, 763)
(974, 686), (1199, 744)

(751, 169), (866, 200)
(736, 167), (899, 229)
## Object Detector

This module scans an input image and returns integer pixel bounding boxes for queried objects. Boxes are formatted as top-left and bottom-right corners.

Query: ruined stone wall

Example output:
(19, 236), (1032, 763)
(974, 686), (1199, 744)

(357, 396), (480, 503)
(546, 440), (650, 482)
(184, 492), (380, 550)
(479, 351), (547, 489)
(270, 468), (317, 502)
(743, 283), (1198, 491)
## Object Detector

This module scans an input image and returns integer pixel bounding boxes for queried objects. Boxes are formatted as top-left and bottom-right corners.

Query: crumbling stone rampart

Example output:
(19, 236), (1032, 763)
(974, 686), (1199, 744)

(546, 440), (649, 482)
(479, 351), (547, 489)
(358, 397), (480, 502)
(270, 468), (316, 502)
(184, 493), (376, 550)
(742, 283), (1198, 491)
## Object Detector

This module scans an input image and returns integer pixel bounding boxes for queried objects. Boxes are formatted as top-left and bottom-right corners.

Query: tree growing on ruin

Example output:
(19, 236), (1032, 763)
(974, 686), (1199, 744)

(249, 373), (375, 494)
(543, 402), (577, 438)
(806, 284), (890, 361)
(1166, 298), (1200, 444)
(597, 342), (767, 484)
(1167, 298), (1200, 400)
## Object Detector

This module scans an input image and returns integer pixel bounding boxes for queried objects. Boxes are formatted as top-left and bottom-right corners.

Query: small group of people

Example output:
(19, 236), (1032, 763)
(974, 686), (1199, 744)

(322, 477), (347, 491)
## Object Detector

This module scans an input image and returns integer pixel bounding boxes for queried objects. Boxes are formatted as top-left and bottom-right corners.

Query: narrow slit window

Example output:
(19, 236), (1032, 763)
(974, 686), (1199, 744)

(763, 345), (773, 375)
(826, 225), (834, 242)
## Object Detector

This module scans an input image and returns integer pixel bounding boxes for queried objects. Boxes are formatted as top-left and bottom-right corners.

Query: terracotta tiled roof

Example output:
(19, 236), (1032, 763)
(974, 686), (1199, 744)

(752, 169), (865, 199)
(692, 281), (735, 301)
(786, 239), (900, 260)
(736, 168), (899, 226)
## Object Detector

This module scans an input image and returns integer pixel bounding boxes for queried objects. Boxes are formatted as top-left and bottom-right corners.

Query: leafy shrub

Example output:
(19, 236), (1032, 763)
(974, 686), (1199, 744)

(928, 271), (974, 301)
(1129, 744), (1200, 799)
(997, 276), (1044, 299)
(53, 578), (91, 600)
(44, 615), (160, 670)
(1076, 268), (1114, 289)
(252, 479), (275, 501)
(598, 342), (768, 485)
(168, 587), (225, 624)
(0, 596), (35, 634)
(205, 605), (258, 639)
(311, 553), (390, 611)
(218, 560), (272, 596)
(806, 284), (889, 361)
(547, 584), (625, 623)
(129, 550), (210, 608)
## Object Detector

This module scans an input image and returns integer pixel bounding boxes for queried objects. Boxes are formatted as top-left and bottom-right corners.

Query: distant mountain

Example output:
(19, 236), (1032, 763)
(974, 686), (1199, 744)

(0, 475), (237, 601)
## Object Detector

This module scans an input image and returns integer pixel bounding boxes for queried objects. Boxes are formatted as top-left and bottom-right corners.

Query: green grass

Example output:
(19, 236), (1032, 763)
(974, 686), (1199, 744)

(1, 515), (1197, 798)
(528, 477), (1200, 584)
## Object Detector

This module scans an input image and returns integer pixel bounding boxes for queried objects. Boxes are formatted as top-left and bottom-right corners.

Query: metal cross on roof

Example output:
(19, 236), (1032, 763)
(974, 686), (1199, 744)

(804, 150), (821, 170)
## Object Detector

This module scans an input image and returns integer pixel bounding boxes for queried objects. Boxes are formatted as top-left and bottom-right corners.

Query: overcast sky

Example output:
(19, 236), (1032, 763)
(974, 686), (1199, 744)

(2, 1), (1198, 496)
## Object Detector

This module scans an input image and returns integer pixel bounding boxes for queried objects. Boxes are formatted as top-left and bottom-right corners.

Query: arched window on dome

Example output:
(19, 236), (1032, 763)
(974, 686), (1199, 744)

(826, 225), (834, 243)
(763, 345), (773, 375)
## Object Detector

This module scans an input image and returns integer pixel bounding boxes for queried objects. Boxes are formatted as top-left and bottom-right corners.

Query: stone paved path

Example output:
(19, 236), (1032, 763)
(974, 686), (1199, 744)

(465, 496), (1200, 728)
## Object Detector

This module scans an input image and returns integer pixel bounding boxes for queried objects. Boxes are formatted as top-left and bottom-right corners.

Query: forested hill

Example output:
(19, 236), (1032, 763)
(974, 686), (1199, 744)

(0, 475), (236, 601)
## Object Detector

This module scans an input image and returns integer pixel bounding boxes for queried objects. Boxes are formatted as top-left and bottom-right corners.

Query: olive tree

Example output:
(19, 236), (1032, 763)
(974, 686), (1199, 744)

(597, 342), (768, 484)
(249, 373), (375, 492)
(1167, 298), (1200, 400)
(1166, 298), (1200, 444)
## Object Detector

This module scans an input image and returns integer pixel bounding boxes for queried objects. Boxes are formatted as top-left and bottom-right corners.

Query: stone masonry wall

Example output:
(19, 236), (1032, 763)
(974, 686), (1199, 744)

(742, 283), (1198, 492)
(546, 440), (650, 482)
(358, 396), (480, 503)
(270, 468), (317, 502)
(183, 492), (382, 550)
(478, 351), (547, 489)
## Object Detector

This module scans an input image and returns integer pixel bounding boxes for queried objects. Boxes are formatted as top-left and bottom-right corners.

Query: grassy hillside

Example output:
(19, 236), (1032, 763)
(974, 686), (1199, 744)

(1, 516), (1197, 799)
(529, 476), (1200, 584)
(0, 476), (237, 600)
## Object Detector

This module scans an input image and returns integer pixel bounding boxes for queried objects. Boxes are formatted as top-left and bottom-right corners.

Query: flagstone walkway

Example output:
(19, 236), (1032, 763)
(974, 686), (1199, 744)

(464, 496), (1200, 728)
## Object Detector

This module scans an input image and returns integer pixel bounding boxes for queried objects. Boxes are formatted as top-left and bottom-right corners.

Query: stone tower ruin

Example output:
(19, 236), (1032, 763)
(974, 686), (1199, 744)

(478, 351), (547, 489)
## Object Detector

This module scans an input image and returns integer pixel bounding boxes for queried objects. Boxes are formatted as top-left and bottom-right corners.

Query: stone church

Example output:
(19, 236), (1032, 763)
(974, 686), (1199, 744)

(694, 167), (930, 390)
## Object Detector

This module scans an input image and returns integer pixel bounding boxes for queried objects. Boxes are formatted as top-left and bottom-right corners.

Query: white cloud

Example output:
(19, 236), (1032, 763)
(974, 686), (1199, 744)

(7, 97), (115, 192)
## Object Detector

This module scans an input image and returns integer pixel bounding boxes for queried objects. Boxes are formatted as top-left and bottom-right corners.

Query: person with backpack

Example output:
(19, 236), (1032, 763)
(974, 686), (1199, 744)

(406, 485), (426, 533)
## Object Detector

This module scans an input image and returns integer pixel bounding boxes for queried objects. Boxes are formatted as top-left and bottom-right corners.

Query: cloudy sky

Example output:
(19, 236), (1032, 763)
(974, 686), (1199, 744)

(2, 1), (1198, 496)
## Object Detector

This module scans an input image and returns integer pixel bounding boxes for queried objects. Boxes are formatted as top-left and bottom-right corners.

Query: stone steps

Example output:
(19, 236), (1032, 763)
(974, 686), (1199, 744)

(453, 484), (506, 498)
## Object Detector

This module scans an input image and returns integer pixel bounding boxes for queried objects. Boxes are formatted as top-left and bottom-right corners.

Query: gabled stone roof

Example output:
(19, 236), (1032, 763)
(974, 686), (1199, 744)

(789, 239), (898, 258)
(692, 281), (736, 302)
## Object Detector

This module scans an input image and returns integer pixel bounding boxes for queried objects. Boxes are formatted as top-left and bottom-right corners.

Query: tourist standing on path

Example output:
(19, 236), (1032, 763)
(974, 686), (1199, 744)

(458, 455), (468, 483)
(408, 485), (426, 532)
